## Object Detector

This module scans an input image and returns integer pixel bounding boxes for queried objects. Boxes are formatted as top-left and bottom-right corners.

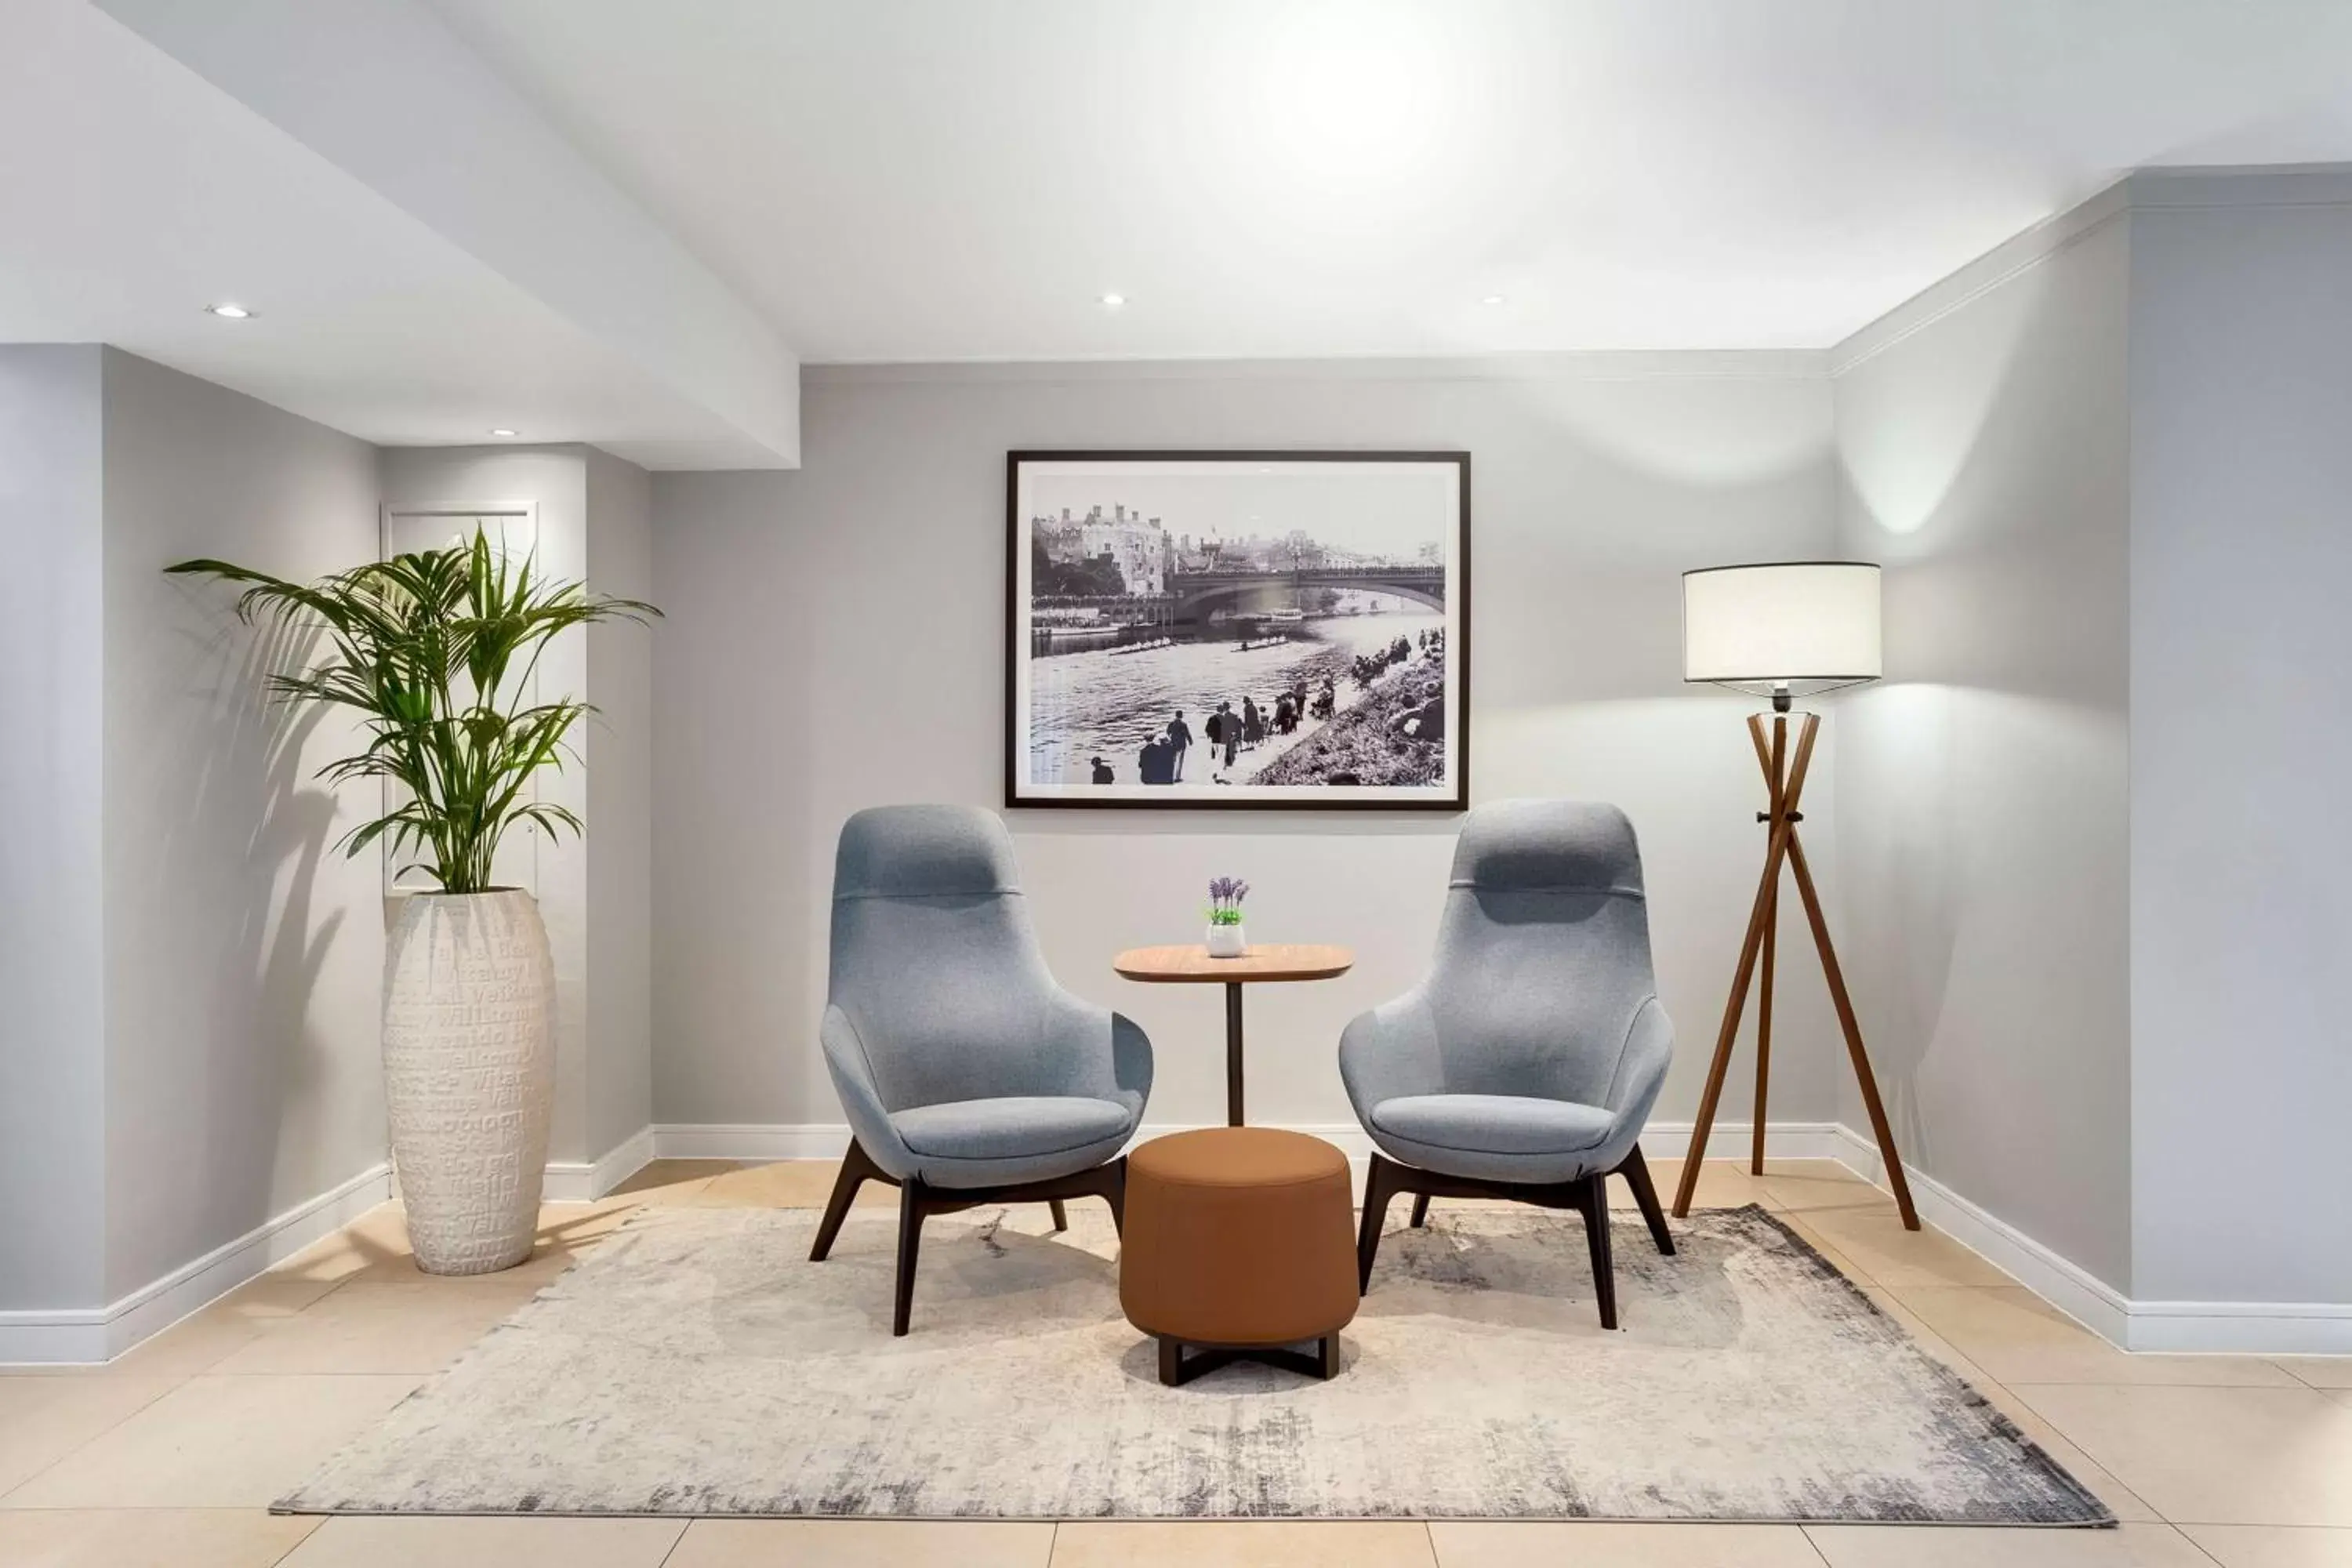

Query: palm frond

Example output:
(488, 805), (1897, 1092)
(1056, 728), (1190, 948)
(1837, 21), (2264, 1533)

(171, 528), (660, 894)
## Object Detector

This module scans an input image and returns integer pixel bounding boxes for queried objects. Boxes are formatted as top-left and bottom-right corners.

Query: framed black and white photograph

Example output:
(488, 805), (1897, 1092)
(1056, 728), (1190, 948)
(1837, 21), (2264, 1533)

(1007, 451), (1468, 810)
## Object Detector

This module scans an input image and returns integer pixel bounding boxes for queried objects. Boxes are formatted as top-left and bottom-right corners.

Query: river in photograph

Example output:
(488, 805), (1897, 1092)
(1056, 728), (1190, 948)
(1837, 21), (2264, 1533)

(1028, 593), (1443, 786)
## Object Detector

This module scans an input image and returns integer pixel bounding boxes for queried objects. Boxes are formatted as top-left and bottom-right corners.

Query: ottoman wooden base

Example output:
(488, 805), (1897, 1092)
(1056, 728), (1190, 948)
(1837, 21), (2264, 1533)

(1157, 1333), (1340, 1388)
(1121, 1127), (1358, 1385)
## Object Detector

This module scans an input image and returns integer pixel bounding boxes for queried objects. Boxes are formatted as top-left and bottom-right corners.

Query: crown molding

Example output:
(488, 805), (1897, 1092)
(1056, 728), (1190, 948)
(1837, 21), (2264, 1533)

(805, 349), (1830, 387)
(2123, 163), (2352, 210)
(1828, 181), (2132, 377)
(1830, 162), (2352, 377)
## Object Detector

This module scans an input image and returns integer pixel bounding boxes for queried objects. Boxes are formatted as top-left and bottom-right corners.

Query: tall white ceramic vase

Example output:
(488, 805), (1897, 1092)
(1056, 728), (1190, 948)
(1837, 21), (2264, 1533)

(383, 888), (555, 1275)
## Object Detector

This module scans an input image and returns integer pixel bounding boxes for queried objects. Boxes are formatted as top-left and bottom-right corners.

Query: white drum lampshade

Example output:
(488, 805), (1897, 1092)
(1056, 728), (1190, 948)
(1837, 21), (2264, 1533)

(1683, 561), (1881, 707)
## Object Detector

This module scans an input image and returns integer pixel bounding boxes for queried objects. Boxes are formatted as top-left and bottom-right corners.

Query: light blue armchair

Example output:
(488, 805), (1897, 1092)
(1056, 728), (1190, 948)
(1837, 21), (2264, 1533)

(809, 804), (1153, 1334)
(1342, 800), (1675, 1328)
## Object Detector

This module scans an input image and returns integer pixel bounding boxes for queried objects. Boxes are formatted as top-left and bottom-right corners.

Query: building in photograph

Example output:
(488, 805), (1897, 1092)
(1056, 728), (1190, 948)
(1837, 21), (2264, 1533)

(1032, 503), (1172, 595)
(1074, 503), (1168, 595)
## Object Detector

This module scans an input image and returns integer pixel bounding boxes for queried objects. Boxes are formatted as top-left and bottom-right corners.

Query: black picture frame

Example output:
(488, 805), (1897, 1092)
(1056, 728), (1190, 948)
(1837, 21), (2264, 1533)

(1005, 449), (1470, 811)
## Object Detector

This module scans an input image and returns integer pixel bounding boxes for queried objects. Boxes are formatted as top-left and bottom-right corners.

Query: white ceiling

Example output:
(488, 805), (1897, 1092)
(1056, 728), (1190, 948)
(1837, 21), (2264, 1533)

(426, 0), (2352, 363)
(2, 0), (795, 467)
(7, 1), (2352, 463)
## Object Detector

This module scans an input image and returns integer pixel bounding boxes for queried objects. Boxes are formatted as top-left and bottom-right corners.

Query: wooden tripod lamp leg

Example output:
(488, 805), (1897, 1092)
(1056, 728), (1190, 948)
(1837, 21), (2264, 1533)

(1673, 833), (1783, 1217)
(1750, 710), (1787, 1178)
(1676, 713), (1808, 1220)
(1752, 881), (1777, 1177)
(1785, 831), (1919, 1229)
(1675, 719), (1910, 1232)
(1679, 711), (1916, 1227)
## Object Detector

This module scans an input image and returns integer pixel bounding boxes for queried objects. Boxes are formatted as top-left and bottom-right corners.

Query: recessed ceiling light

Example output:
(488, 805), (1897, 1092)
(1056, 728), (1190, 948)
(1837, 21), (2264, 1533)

(204, 302), (254, 319)
(488, 427), (518, 437)
(1480, 294), (1507, 307)
(1098, 292), (1127, 308)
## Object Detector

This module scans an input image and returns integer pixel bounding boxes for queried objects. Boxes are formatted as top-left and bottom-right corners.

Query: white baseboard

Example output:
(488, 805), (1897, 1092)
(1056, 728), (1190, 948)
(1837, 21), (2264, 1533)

(8, 1123), (664, 1367)
(642, 1119), (1857, 1205)
(0, 1161), (393, 1367)
(1648, 1119), (1853, 1164)
(646, 1118), (2352, 1356)
(544, 1125), (657, 1203)
(1824, 1125), (2134, 1345)
(646, 1119), (1851, 1167)
(2121, 1299), (2352, 1356)
(651, 1122), (849, 1161)
(1825, 1125), (2352, 1356)
(32, 1117), (2340, 1367)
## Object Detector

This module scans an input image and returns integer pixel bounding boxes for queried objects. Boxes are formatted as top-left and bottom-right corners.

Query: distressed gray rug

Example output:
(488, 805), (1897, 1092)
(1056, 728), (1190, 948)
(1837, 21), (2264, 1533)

(280, 1203), (2110, 1523)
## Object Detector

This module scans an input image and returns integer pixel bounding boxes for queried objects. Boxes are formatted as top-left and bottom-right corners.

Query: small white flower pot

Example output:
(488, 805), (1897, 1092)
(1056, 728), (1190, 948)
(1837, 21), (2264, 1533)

(1206, 923), (1247, 958)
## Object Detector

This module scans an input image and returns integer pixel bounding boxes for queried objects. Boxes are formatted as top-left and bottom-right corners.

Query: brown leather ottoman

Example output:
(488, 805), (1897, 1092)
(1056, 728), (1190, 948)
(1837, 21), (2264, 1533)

(1119, 1127), (1358, 1385)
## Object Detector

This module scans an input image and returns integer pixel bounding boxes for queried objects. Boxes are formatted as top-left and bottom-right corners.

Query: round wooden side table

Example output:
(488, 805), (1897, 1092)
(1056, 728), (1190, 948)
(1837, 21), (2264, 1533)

(1111, 943), (1354, 1126)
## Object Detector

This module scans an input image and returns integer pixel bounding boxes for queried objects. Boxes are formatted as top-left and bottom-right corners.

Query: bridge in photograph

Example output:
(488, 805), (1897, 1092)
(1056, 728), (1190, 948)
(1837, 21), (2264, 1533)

(1167, 565), (1445, 622)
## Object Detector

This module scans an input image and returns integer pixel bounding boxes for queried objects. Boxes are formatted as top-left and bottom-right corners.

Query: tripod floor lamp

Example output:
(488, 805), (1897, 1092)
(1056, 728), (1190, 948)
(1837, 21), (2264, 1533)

(1674, 561), (1918, 1229)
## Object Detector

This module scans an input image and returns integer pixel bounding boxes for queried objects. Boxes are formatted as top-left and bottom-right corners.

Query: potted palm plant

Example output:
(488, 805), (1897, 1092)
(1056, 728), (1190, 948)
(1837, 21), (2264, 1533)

(169, 532), (657, 1274)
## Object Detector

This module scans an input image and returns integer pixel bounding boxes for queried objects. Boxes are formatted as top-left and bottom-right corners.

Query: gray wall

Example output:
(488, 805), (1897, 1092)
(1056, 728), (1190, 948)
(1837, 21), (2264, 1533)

(651, 358), (1847, 1134)
(100, 349), (389, 1300)
(585, 447), (656, 1160)
(0, 347), (108, 1309)
(2127, 185), (2352, 1305)
(1830, 212), (2136, 1290)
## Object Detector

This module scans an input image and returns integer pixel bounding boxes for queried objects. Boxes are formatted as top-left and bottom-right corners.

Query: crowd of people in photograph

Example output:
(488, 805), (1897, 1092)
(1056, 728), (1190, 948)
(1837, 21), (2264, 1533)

(1086, 626), (1446, 786)
(1351, 626), (1442, 689)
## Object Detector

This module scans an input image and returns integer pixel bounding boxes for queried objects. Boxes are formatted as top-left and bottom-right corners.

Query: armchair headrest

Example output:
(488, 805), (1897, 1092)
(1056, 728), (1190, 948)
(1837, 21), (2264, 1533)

(1448, 799), (1644, 898)
(833, 804), (1022, 899)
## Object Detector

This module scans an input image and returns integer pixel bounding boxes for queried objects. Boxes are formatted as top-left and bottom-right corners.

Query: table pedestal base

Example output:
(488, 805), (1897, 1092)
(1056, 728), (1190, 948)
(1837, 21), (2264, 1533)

(1109, 944), (1356, 1130)
(1224, 982), (1244, 1126)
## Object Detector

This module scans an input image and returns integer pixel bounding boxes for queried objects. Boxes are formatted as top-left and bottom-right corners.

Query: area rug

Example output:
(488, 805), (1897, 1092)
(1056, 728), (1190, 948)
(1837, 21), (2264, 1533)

(278, 1203), (2111, 1523)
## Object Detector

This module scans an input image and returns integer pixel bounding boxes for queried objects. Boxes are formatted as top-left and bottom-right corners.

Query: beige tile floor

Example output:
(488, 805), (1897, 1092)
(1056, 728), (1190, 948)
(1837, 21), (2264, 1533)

(3, 1157), (2347, 1566)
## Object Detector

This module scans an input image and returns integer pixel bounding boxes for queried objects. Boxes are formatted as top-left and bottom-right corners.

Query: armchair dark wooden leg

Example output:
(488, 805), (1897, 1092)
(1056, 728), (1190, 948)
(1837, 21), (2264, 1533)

(1581, 1174), (1618, 1330)
(1358, 1154), (1405, 1293)
(810, 1138), (886, 1263)
(892, 1179), (926, 1337)
(1409, 1192), (1432, 1229)
(1616, 1146), (1675, 1256)
(1317, 1333), (1340, 1378)
(1352, 1156), (1634, 1329)
(847, 1158), (1127, 1335)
